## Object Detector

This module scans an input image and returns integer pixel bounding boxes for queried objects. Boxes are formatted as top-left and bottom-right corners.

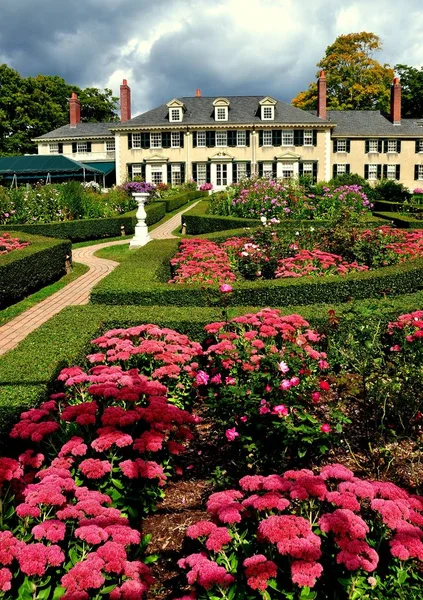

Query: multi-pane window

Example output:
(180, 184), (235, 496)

(150, 133), (162, 148)
(216, 131), (227, 147)
(196, 163), (207, 184)
(263, 131), (272, 146)
(262, 106), (274, 120)
(216, 163), (228, 186)
(77, 142), (87, 153)
(417, 165), (423, 180)
(171, 164), (181, 185)
(171, 132), (180, 148)
(282, 130), (294, 146)
(197, 132), (206, 147)
(387, 140), (398, 153)
(336, 164), (346, 175)
(302, 162), (314, 175)
(387, 164), (396, 180)
(368, 164), (378, 181)
(49, 143), (59, 154)
(216, 107), (227, 121)
(170, 108), (181, 122)
(281, 162), (294, 179)
(263, 162), (273, 178)
(368, 140), (378, 153)
(303, 131), (313, 146)
(106, 140), (115, 152)
(336, 139), (347, 152)
(132, 134), (142, 149)
(237, 130), (246, 146)
(151, 165), (163, 185)
(235, 163), (247, 182)
(132, 164), (143, 180)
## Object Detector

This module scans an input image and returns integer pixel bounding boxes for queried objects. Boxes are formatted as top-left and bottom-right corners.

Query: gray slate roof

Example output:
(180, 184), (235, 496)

(35, 122), (116, 140)
(327, 110), (423, 137)
(111, 96), (331, 128)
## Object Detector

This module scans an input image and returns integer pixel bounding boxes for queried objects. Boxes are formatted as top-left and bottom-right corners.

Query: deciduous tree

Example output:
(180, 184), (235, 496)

(394, 64), (423, 118)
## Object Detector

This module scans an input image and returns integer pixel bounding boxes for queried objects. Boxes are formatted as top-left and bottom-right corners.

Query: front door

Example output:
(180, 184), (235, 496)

(216, 163), (228, 188)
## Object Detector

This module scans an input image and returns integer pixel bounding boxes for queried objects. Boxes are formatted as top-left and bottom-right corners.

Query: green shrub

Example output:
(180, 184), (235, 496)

(156, 190), (208, 212)
(372, 211), (423, 228)
(374, 178), (411, 203)
(0, 231), (70, 306)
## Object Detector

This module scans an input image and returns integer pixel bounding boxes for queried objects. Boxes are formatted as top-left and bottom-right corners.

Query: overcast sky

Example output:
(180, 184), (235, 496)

(1, 0), (423, 116)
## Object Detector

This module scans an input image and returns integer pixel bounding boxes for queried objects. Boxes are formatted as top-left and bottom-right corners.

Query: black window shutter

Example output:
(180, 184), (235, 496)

(206, 131), (215, 147)
(377, 165), (382, 179)
(333, 164), (337, 178)
(294, 130), (303, 146)
(258, 163), (263, 177)
(228, 131), (237, 147)
(180, 133), (184, 148)
(58, 143), (63, 154)
(298, 163), (304, 176)
(272, 162), (277, 178)
(365, 140), (369, 154)
(233, 163), (238, 183)
(313, 162), (318, 182)
(397, 140), (401, 153)
(246, 162), (251, 177)
(346, 164), (350, 174)
(192, 163), (197, 181)
(167, 164), (172, 183)
(259, 131), (263, 147)
(128, 134), (132, 150)
(86, 142), (92, 153)
(416, 140), (420, 153)
(141, 164), (146, 181)
(206, 163), (211, 183)
(141, 133), (150, 149)
(346, 140), (351, 153)
(396, 165), (400, 180)
(333, 139), (338, 153)
(364, 165), (369, 179)
(272, 130), (281, 146)
(313, 130), (317, 146)
(246, 131), (250, 147)
(72, 142), (77, 153)
(383, 164), (388, 178)
(192, 132), (197, 148)
(162, 132), (171, 148)
(181, 163), (185, 183)
(415, 165), (419, 180)
(383, 140), (388, 153)
(378, 140), (383, 153)
(127, 164), (133, 180)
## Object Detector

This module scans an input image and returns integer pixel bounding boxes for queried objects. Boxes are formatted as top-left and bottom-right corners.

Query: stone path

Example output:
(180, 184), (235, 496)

(0, 203), (194, 356)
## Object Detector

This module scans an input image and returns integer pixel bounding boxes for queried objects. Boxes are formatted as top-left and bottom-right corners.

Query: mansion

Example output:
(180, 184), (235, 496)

(34, 75), (423, 191)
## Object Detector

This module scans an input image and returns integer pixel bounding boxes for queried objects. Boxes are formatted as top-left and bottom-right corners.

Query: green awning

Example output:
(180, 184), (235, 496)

(81, 161), (115, 175)
(0, 155), (104, 176)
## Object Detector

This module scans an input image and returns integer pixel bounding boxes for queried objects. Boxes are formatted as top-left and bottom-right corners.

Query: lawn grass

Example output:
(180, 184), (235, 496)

(0, 262), (88, 327)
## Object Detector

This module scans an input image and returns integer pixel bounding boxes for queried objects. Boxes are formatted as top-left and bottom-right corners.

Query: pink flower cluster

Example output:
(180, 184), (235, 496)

(180, 464), (423, 594)
(388, 310), (423, 346)
(275, 249), (368, 278)
(169, 239), (236, 285)
(0, 233), (30, 255)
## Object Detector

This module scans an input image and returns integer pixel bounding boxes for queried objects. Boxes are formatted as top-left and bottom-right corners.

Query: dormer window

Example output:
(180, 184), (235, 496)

(213, 98), (230, 122)
(259, 97), (277, 121)
(166, 98), (185, 123)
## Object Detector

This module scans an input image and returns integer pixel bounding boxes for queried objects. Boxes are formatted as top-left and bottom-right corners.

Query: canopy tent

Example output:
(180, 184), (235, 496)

(0, 155), (112, 186)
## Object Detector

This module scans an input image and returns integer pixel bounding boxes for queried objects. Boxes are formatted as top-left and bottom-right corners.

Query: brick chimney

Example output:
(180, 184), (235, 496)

(120, 79), (131, 122)
(69, 92), (81, 127)
(195, 89), (202, 97)
(390, 77), (401, 125)
(317, 71), (327, 120)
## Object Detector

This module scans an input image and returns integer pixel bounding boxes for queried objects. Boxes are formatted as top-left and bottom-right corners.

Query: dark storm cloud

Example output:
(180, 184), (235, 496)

(1, 0), (422, 116)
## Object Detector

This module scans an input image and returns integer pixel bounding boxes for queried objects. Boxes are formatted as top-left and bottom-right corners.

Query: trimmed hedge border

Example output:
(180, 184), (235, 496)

(90, 236), (423, 307)
(0, 203), (166, 243)
(156, 190), (209, 212)
(372, 211), (423, 229)
(2, 293), (423, 440)
(0, 232), (71, 307)
(182, 200), (384, 234)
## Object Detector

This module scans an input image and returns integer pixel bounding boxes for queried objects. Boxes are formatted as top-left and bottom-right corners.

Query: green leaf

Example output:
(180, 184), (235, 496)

(144, 554), (159, 564)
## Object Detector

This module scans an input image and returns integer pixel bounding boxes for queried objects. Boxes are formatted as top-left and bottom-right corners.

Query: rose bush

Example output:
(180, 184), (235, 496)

(177, 464), (423, 599)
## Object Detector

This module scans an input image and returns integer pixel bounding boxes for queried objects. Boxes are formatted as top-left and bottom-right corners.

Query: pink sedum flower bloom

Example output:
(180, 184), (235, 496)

(220, 284), (233, 293)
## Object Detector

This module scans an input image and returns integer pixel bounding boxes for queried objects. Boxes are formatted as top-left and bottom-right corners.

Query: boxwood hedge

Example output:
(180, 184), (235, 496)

(183, 201), (383, 234)
(157, 190), (209, 212)
(2, 292), (423, 441)
(0, 202), (166, 243)
(90, 237), (423, 307)
(372, 212), (423, 229)
(0, 232), (71, 307)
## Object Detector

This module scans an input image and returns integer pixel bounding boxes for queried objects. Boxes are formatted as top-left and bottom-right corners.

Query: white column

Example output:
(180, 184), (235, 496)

(251, 131), (257, 175)
(276, 161), (283, 179)
(146, 164), (152, 183)
(115, 133), (122, 185)
(186, 131), (190, 180)
(129, 193), (151, 248)
(211, 162), (217, 188)
(293, 161), (299, 177)
(227, 162), (233, 186)
(162, 164), (168, 184)
(324, 129), (331, 182)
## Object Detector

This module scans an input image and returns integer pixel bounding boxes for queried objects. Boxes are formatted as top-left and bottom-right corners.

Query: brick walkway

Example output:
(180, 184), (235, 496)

(0, 203), (195, 356)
